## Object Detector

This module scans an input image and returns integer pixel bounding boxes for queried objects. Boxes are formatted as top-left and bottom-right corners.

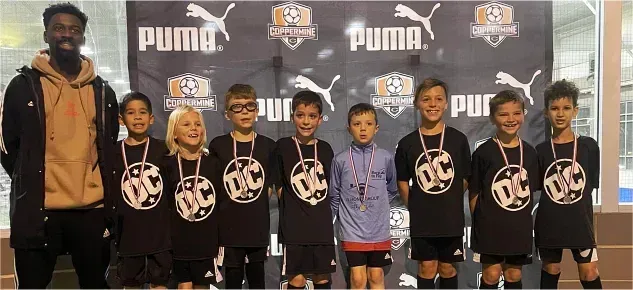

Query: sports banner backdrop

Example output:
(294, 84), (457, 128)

(127, 1), (553, 288)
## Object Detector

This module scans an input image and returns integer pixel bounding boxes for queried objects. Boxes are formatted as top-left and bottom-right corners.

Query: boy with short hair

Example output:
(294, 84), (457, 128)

(209, 84), (276, 289)
(330, 103), (398, 289)
(469, 90), (539, 289)
(114, 91), (171, 289)
(274, 91), (336, 289)
(395, 78), (471, 289)
(536, 80), (602, 289)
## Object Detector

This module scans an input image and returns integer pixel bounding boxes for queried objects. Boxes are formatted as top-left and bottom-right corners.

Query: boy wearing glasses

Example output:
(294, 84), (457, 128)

(209, 84), (276, 289)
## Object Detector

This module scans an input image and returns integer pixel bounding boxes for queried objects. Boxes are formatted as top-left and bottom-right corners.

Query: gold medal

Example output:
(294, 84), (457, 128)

(188, 213), (196, 222)
(360, 204), (367, 212)
(241, 190), (248, 198)
(512, 196), (520, 205)
(563, 195), (572, 204)
(433, 178), (440, 186)
(309, 199), (317, 206)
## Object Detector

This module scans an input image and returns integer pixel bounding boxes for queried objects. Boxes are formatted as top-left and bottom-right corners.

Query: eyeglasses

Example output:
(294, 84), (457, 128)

(228, 102), (258, 113)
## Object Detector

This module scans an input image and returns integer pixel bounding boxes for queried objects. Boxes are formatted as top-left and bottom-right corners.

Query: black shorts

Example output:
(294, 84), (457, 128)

(13, 208), (110, 289)
(117, 251), (172, 287)
(538, 247), (599, 264)
(345, 250), (393, 268)
(410, 237), (465, 263)
(217, 246), (268, 267)
(173, 258), (221, 285)
(473, 253), (533, 265)
(282, 245), (336, 276)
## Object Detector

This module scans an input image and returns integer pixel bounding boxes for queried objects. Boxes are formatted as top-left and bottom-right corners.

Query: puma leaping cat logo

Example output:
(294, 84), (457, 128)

(394, 3), (441, 40)
(495, 70), (542, 105)
(186, 3), (236, 41)
(399, 273), (417, 288)
(295, 75), (340, 112)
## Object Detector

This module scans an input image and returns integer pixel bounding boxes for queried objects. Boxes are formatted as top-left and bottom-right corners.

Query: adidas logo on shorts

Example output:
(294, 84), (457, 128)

(331, 259), (336, 266)
(454, 249), (462, 255)
(205, 271), (214, 278)
(385, 253), (391, 259)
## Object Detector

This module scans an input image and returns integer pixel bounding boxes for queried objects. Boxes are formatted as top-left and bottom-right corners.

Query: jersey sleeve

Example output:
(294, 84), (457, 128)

(461, 136), (472, 179)
(395, 141), (411, 182)
(589, 138), (600, 189)
(386, 152), (399, 202)
(329, 156), (342, 219)
(468, 149), (484, 194)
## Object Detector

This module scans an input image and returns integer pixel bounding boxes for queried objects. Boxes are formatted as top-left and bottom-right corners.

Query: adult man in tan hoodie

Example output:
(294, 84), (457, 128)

(0, 3), (119, 288)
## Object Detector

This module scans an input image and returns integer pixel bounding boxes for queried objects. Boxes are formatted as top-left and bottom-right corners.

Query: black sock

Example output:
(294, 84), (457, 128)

(313, 280), (331, 289)
(540, 270), (560, 289)
(581, 276), (602, 289)
(287, 283), (304, 289)
(224, 266), (245, 289)
(504, 280), (522, 289)
(417, 276), (436, 289)
(245, 261), (265, 289)
(439, 276), (457, 289)
(479, 277), (498, 289)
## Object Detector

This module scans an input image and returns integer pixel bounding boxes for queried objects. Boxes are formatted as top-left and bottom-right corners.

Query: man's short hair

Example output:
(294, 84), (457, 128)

(43, 2), (88, 29)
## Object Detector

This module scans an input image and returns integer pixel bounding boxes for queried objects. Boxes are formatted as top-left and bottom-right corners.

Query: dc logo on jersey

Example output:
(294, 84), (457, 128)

(415, 149), (454, 194)
(223, 157), (265, 203)
(175, 176), (216, 221)
(543, 159), (585, 205)
(121, 162), (163, 210)
(491, 165), (530, 211)
(290, 159), (328, 205)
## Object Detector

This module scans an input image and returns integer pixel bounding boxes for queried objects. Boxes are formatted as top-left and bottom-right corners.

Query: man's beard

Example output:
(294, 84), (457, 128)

(53, 45), (80, 63)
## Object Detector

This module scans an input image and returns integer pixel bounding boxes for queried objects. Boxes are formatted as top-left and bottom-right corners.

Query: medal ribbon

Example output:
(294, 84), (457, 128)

(121, 137), (150, 207)
(177, 153), (202, 219)
(494, 135), (524, 201)
(293, 136), (318, 196)
(348, 144), (376, 205)
(551, 133), (577, 197)
(418, 124), (445, 184)
(232, 131), (256, 194)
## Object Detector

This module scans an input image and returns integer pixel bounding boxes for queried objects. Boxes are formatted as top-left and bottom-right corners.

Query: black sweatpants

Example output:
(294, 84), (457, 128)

(13, 208), (111, 289)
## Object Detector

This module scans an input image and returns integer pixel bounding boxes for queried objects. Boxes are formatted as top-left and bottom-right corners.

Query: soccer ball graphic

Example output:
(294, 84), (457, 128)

(283, 5), (301, 25)
(485, 4), (504, 23)
(179, 77), (199, 96)
(390, 209), (404, 227)
(385, 75), (404, 95)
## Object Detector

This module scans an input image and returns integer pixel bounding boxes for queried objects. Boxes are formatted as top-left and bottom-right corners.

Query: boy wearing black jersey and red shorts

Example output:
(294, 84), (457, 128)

(469, 91), (539, 289)
(536, 80), (602, 289)
(395, 79), (471, 289)
(274, 91), (336, 289)
(209, 84), (276, 289)
(114, 92), (171, 288)
(163, 105), (223, 289)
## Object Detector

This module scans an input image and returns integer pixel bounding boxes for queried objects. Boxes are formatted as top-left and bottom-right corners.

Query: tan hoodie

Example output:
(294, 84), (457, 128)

(31, 50), (103, 209)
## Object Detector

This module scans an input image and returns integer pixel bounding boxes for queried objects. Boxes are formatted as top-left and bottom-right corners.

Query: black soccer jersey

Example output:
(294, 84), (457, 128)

(209, 133), (276, 247)
(274, 137), (335, 245)
(113, 137), (171, 256)
(395, 127), (472, 237)
(469, 138), (539, 255)
(163, 153), (221, 260)
(535, 136), (599, 249)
